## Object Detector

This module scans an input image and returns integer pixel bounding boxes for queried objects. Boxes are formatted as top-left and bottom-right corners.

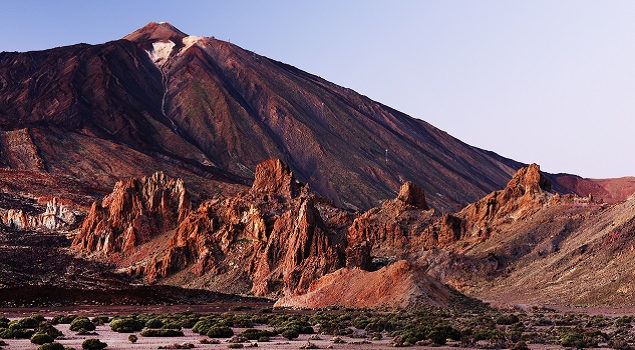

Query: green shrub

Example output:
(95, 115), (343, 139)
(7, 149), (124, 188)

(1, 328), (35, 339)
(140, 329), (184, 337)
(37, 342), (66, 350)
(109, 318), (143, 333)
(128, 334), (138, 343)
(9, 317), (41, 329)
(82, 338), (108, 349)
(35, 323), (63, 338)
(0, 318), (9, 328)
(228, 344), (244, 349)
(513, 341), (530, 350)
(258, 336), (270, 342)
(145, 318), (164, 329)
(70, 317), (96, 332)
(31, 314), (46, 323)
(31, 333), (55, 345)
(161, 322), (182, 330)
(282, 329), (299, 340)
(239, 329), (275, 340)
(51, 315), (77, 325)
(207, 326), (234, 338)
(192, 318), (224, 334)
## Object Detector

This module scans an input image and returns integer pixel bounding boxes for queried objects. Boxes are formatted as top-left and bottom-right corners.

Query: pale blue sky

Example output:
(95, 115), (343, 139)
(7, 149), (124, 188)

(2, 1), (634, 178)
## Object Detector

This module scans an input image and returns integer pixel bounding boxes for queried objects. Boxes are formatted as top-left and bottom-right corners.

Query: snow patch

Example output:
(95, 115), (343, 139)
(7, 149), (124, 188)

(181, 35), (205, 52)
(146, 40), (175, 67)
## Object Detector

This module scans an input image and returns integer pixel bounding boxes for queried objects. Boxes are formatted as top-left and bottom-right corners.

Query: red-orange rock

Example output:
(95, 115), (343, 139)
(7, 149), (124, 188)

(250, 159), (309, 198)
(397, 181), (429, 210)
(72, 171), (191, 255)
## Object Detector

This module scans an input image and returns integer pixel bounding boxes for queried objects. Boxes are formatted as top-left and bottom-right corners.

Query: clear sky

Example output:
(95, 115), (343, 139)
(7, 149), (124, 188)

(2, 1), (634, 178)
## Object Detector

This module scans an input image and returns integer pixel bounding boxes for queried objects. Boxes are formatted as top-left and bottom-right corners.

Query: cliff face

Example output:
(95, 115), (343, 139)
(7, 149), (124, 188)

(346, 181), (435, 260)
(74, 159), (350, 297)
(73, 171), (191, 255)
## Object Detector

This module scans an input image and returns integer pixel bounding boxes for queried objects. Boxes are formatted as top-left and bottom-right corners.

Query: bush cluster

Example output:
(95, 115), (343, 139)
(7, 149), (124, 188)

(31, 333), (54, 345)
(207, 326), (234, 338)
(109, 318), (144, 333)
(70, 317), (96, 332)
(51, 315), (78, 325)
(82, 338), (108, 349)
(238, 328), (275, 340)
(37, 343), (66, 350)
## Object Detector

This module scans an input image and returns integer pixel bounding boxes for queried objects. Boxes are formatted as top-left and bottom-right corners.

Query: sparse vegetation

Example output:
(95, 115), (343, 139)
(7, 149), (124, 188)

(37, 342), (66, 350)
(2, 306), (635, 349)
(70, 317), (96, 332)
(82, 338), (108, 349)
(109, 317), (144, 333)
(140, 329), (184, 337)
(31, 332), (55, 345)
(207, 326), (234, 338)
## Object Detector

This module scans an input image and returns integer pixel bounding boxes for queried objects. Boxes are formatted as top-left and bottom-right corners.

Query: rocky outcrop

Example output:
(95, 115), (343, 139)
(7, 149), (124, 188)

(347, 182), (435, 259)
(275, 260), (457, 309)
(421, 164), (554, 252)
(397, 182), (429, 210)
(1, 197), (78, 231)
(76, 159), (347, 297)
(72, 171), (191, 255)
(250, 159), (309, 198)
(250, 197), (343, 295)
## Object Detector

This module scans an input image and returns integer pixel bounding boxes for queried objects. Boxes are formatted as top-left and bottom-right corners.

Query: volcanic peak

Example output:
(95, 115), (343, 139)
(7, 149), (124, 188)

(123, 22), (188, 43)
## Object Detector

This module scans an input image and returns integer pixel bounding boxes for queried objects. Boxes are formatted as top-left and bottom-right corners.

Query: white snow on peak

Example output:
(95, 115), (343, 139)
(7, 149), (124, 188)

(181, 36), (205, 52)
(146, 40), (175, 67)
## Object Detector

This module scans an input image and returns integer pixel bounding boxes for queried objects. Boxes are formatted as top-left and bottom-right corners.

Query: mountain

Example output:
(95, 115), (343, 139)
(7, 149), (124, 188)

(3, 22), (635, 310)
(0, 21), (531, 213)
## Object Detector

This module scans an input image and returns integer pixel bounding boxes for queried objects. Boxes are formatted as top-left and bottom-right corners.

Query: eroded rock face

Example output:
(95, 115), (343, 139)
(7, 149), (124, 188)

(250, 159), (309, 198)
(397, 182), (429, 210)
(250, 197), (343, 295)
(1, 197), (77, 231)
(76, 159), (348, 297)
(72, 171), (191, 255)
(347, 182), (435, 259)
(421, 164), (554, 252)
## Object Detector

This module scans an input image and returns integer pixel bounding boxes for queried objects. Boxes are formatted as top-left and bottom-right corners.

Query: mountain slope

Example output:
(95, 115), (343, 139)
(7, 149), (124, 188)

(0, 22), (528, 212)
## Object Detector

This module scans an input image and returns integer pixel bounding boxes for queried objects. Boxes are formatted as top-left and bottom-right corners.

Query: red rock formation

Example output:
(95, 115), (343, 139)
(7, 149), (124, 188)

(347, 182), (435, 259)
(250, 159), (309, 198)
(1, 197), (77, 231)
(275, 260), (457, 309)
(76, 159), (347, 297)
(73, 171), (191, 255)
(250, 197), (343, 295)
(421, 164), (553, 252)
(397, 182), (429, 210)
(0, 129), (46, 172)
